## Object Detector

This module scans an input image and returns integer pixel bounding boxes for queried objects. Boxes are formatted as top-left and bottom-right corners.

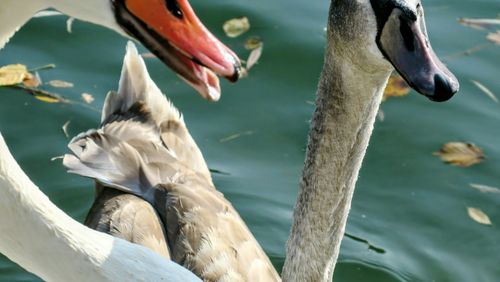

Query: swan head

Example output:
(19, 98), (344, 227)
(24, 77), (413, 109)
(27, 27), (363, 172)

(112, 0), (242, 101)
(328, 0), (459, 102)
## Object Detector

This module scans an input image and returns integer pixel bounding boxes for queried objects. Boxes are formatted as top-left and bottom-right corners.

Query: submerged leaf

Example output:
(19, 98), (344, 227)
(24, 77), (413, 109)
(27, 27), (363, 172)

(244, 37), (262, 50)
(467, 207), (492, 225)
(433, 142), (485, 167)
(223, 17), (250, 38)
(48, 80), (74, 88)
(470, 183), (500, 194)
(0, 64), (29, 86)
(471, 80), (498, 103)
(383, 75), (410, 101)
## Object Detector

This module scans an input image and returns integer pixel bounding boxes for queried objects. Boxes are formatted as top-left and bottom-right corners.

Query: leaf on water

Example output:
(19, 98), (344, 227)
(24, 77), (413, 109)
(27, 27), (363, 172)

(219, 130), (255, 143)
(81, 93), (94, 104)
(470, 183), (500, 194)
(467, 207), (492, 225)
(0, 64), (29, 86)
(50, 155), (64, 162)
(244, 37), (262, 50)
(67, 17), (75, 33)
(22, 72), (42, 88)
(471, 80), (498, 103)
(223, 17), (250, 38)
(246, 43), (263, 70)
(62, 120), (71, 138)
(34, 95), (60, 103)
(48, 80), (73, 88)
(486, 31), (500, 45)
(141, 53), (156, 59)
(383, 75), (410, 101)
(433, 142), (485, 167)
(458, 18), (500, 31)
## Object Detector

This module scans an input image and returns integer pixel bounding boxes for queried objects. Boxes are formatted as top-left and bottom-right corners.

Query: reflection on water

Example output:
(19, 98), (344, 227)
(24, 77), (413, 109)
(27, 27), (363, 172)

(0, 0), (499, 281)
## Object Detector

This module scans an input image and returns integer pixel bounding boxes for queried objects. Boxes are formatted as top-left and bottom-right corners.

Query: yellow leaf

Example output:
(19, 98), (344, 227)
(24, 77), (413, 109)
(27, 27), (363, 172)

(244, 37), (262, 50)
(48, 80), (73, 88)
(383, 75), (410, 101)
(0, 64), (29, 86)
(433, 142), (485, 167)
(467, 207), (492, 225)
(34, 95), (60, 103)
(223, 17), (250, 38)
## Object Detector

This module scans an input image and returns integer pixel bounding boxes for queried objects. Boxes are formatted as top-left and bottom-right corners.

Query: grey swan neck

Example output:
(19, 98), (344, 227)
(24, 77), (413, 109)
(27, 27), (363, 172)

(282, 40), (392, 281)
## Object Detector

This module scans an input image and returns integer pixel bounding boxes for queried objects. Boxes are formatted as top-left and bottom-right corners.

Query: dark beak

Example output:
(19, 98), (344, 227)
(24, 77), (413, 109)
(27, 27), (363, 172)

(378, 7), (459, 102)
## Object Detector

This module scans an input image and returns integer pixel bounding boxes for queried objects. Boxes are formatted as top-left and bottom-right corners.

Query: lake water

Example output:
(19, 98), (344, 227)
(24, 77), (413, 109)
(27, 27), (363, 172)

(0, 0), (499, 281)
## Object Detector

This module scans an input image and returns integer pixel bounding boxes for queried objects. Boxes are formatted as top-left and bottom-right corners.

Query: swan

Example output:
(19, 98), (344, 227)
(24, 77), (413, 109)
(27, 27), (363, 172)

(0, 0), (241, 100)
(0, 135), (202, 281)
(0, 0), (459, 280)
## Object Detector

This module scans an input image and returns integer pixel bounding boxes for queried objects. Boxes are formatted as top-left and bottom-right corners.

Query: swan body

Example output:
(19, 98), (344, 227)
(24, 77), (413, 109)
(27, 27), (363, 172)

(0, 133), (201, 281)
(0, 0), (241, 100)
(64, 42), (280, 282)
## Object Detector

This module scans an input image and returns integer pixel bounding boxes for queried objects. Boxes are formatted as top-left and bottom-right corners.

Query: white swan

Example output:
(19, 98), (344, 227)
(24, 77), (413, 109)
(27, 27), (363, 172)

(0, 0), (241, 100)
(0, 134), (201, 281)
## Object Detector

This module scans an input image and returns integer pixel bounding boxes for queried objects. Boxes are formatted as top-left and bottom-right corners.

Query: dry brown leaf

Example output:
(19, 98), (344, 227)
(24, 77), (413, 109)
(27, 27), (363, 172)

(470, 183), (500, 194)
(433, 142), (485, 167)
(244, 37), (262, 50)
(223, 17), (250, 38)
(0, 64), (29, 86)
(81, 93), (94, 104)
(383, 75), (410, 101)
(487, 31), (500, 45)
(471, 80), (498, 103)
(48, 80), (73, 88)
(458, 18), (500, 30)
(22, 72), (42, 88)
(246, 44), (263, 70)
(467, 207), (492, 225)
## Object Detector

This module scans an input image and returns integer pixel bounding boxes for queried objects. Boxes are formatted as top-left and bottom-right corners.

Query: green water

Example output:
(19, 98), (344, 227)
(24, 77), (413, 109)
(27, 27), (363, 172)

(0, 0), (499, 281)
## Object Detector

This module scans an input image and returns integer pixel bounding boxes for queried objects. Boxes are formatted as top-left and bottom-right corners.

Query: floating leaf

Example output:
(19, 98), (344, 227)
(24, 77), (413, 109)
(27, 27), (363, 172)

(471, 80), (498, 103)
(62, 120), (71, 138)
(50, 155), (64, 162)
(219, 130), (255, 143)
(223, 17), (250, 38)
(383, 75), (410, 101)
(81, 93), (94, 104)
(141, 53), (156, 59)
(48, 80), (73, 88)
(246, 43), (263, 70)
(22, 72), (41, 88)
(487, 31), (500, 45)
(34, 95), (60, 103)
(434, 142), (485, 167)
(467, 207), (492, 225)
(244, 37), (262, 50)
(0, 64), (29, 86)
(458, 18), (500, 30)
(470, 183), (500, 194)
(66, 17), (75, 33)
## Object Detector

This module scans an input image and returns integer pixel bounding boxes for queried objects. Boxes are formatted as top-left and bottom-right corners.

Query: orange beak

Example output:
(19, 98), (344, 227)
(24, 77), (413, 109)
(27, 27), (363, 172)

(113, 0), (242, 101)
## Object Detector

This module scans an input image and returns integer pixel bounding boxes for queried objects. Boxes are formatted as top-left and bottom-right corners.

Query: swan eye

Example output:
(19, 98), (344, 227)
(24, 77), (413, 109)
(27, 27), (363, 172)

(165, 0), (183, 19)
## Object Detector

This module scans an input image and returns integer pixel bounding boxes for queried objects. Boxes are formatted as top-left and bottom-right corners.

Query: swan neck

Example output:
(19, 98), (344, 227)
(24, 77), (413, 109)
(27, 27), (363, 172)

(282, 43), (391, 281)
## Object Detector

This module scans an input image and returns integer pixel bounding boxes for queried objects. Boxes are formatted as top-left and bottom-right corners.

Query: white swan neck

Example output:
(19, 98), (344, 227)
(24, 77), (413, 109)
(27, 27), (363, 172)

(282, 45), (391, 281)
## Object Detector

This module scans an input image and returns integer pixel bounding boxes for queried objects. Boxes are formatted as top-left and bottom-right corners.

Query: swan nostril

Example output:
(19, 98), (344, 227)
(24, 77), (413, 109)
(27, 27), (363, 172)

(428, 74), (457, 102)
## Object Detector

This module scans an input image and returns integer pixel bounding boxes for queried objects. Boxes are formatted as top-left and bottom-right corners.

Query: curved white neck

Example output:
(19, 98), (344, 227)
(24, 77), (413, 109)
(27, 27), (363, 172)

(0, 134), (200, 282)
(282, 41), (392, 281)
(0, 0), (122, 50)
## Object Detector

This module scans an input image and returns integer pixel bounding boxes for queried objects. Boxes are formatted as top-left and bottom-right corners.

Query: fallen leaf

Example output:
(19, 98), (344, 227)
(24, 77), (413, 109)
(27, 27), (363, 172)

(34, 95), (60, 103)
(66, 17), (75, 33)
(246, 43), (263, 70)
(48, 80), (73, 88)
(244, 37), (262, 50)
(383, 75), (410, 101)
(50, 155), (64, 162)
(141, 53), (156, 59)
(22, 72), (42, 88)
(471, 80), (498, 103)
(81, 93), (94, 104)
(467, 207), (492, 225)
(0, 64), (29, 86)
(433, 142), (485, 167)
(458, 18), (500, 31)
(486, 31), (500, 45)
(219, 130), (255, 143)
(223, 17), (250, 38)
(470, 183), (500, 194)
(62, 120), (71, 138)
